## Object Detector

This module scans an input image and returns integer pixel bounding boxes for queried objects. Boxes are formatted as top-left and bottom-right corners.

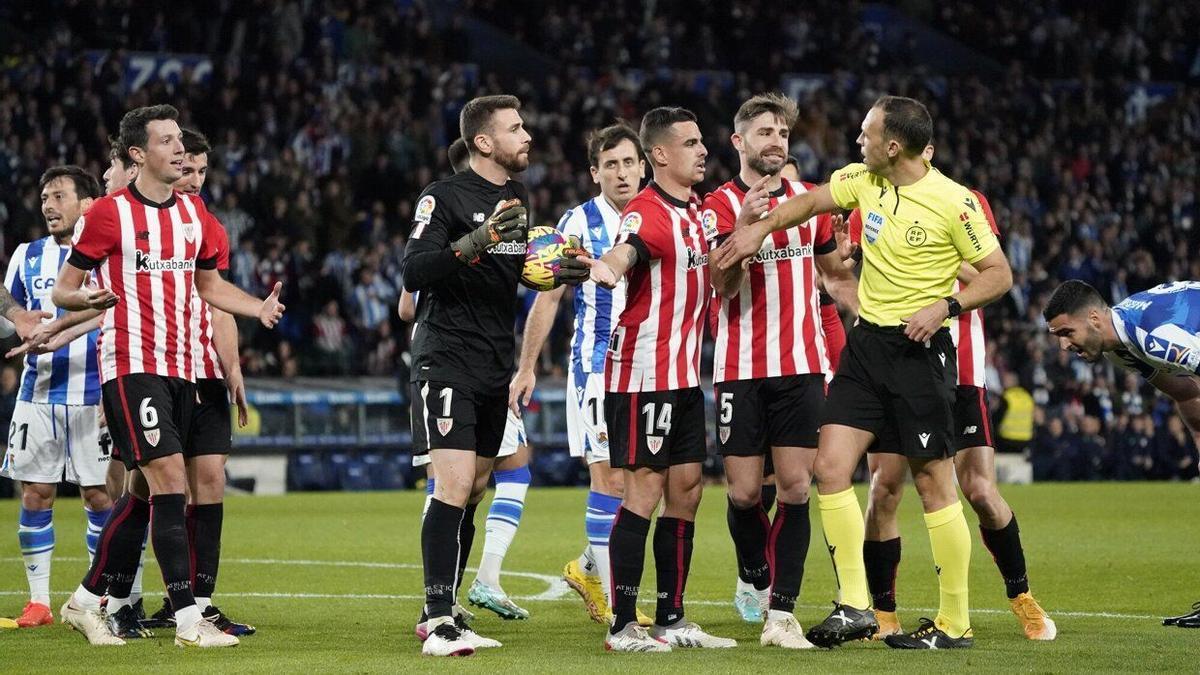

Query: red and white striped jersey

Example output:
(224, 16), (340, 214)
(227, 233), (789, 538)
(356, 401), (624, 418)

(848, 188), (1000, 388)
(704, 178), (836, 383)
(605, 184), (712, 393)
(70, 185), (221, 383)
(190, 211), (231, 380)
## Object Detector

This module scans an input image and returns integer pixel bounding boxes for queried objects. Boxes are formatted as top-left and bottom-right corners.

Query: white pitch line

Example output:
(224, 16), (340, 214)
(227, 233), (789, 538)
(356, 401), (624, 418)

(0, 557), (1159, 620)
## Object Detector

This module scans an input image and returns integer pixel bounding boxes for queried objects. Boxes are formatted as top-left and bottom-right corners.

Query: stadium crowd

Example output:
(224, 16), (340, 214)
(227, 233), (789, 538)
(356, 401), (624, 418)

(0, 0), (1197, 479)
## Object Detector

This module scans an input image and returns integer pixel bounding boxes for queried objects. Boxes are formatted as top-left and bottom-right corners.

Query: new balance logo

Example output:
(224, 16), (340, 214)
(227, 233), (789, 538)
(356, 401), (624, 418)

(918, 433), (931, 448)
(938, 352), (946, 366)
(963, 425), (978, 434)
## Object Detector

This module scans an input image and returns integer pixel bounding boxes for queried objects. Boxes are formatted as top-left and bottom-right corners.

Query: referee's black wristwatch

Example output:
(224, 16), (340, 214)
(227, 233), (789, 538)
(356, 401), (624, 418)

(944, 296), (963, 318)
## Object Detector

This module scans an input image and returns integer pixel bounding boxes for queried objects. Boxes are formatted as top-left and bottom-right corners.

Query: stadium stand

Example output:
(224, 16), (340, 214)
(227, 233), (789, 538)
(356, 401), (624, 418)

(0, 1), (1196, 491)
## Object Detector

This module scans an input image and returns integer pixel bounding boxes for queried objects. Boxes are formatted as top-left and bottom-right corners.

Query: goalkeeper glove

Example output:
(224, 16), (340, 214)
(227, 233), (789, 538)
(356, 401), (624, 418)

(451, 198), (528, 264)
(555, 237), (591, 286)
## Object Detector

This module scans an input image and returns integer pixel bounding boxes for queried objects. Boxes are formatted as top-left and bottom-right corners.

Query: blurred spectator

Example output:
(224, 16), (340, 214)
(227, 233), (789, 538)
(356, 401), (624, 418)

(1156, 417), (1200, 481)
(996, 371), (1035, 454)
(313, 300), (351, 375)
(350, 266), (395, 331)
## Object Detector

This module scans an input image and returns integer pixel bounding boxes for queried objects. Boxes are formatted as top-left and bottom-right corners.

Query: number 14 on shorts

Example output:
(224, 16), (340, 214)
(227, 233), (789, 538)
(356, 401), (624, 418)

(642, 402), (672, 454)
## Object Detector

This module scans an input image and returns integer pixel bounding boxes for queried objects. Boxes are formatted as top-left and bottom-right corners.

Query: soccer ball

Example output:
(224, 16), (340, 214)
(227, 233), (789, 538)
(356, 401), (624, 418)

(521, 226), (570, 291)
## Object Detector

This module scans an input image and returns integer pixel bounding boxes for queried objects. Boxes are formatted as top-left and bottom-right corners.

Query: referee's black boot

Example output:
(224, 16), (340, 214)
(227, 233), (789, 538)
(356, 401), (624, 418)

(883, 617), (974, 649)
(1164, 601), (1200, 627)
(805, 602), (878, 647)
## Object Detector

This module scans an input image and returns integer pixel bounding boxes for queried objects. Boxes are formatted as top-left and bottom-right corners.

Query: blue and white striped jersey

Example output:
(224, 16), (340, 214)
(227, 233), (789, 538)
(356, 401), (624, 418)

(1109, 281), (1200, 378)
(4, 237), (101, 405)
(557, 196), (626, 373)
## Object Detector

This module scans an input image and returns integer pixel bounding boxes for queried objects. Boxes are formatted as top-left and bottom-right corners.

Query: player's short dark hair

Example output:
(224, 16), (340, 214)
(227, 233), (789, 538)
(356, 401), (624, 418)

(872, 95), (932, 156)
(38, 165), (101, 200)
(639, 107), (697, 156)
(587, 123), (641, 168)
(181, 127), (211, 156)
(734, 93), (798, 134)
(1043, 280), (1108, 321)
(447, 137), (470, 173)
(107, 134), (133, 169)
(118, 104), (180, 157)
(459, 95), (522, 155)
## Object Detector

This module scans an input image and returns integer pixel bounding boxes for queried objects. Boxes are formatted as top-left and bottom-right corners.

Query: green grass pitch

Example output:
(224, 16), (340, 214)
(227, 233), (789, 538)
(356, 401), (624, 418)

(1, 483), (1197, 672)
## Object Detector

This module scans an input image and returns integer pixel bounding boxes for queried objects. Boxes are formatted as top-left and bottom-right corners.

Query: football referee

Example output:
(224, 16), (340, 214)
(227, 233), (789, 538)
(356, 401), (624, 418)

(713, 95), (1012, 649)
(401, 94), (540, 657)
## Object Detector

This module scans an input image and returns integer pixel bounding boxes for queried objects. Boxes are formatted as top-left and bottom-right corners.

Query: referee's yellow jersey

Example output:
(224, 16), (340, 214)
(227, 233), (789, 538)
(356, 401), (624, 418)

(829, 161), (1000, 327)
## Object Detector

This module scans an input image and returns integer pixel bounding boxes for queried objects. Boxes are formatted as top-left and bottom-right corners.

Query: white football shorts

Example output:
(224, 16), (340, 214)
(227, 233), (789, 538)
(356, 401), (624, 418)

(1, 401), (109, 486)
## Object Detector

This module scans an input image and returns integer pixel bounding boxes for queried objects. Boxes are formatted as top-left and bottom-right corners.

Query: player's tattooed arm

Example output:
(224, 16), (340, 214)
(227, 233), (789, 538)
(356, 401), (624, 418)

(0, 287), (52, 342)
(0, 286), (19, 321)
(582, 242), (640, 289)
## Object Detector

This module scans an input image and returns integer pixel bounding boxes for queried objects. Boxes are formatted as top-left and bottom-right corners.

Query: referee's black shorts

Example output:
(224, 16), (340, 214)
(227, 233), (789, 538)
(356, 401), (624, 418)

(822, 320), (957, 459)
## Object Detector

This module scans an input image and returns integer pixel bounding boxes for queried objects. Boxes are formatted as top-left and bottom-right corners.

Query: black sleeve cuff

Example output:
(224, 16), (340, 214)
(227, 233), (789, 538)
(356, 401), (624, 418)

(624, 234), (650, 267)
(713, 233), (730, 247)
(197, 256), (218, 270)
(67, 250), (101, 270)
(814, 237), (837, 256)
(819, 291), (835, 306)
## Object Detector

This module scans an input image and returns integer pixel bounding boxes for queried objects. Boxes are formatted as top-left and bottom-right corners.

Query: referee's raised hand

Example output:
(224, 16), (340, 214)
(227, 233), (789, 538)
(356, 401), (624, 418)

(450, 198), (528, 263)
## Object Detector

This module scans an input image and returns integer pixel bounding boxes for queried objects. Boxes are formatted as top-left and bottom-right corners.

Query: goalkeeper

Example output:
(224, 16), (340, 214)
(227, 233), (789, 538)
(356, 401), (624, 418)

(400, 94), (584, 656)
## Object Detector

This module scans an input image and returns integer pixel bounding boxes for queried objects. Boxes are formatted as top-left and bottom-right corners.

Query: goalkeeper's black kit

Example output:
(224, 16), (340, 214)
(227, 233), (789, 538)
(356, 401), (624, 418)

(401, 169), (529, 394)
(403, 169), (530, 624)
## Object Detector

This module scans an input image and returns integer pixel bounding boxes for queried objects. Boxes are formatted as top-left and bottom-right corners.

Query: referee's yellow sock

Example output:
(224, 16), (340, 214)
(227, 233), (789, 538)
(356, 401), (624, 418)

(817, 487), (870, 610)
(925, 501), (972, 636)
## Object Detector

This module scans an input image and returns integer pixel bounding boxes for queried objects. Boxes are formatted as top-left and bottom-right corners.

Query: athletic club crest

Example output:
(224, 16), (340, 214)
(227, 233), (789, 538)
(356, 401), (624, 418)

(719, 426), (731, 444)
(646, 436), (663, 455)
(437, 417), (454, 435)
(144, 429), (161, 447)
(182, 219), (196, 242)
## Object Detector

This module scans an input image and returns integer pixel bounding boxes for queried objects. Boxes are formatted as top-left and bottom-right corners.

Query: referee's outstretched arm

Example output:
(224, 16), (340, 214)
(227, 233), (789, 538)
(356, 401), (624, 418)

(711, 183), (837, 270)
